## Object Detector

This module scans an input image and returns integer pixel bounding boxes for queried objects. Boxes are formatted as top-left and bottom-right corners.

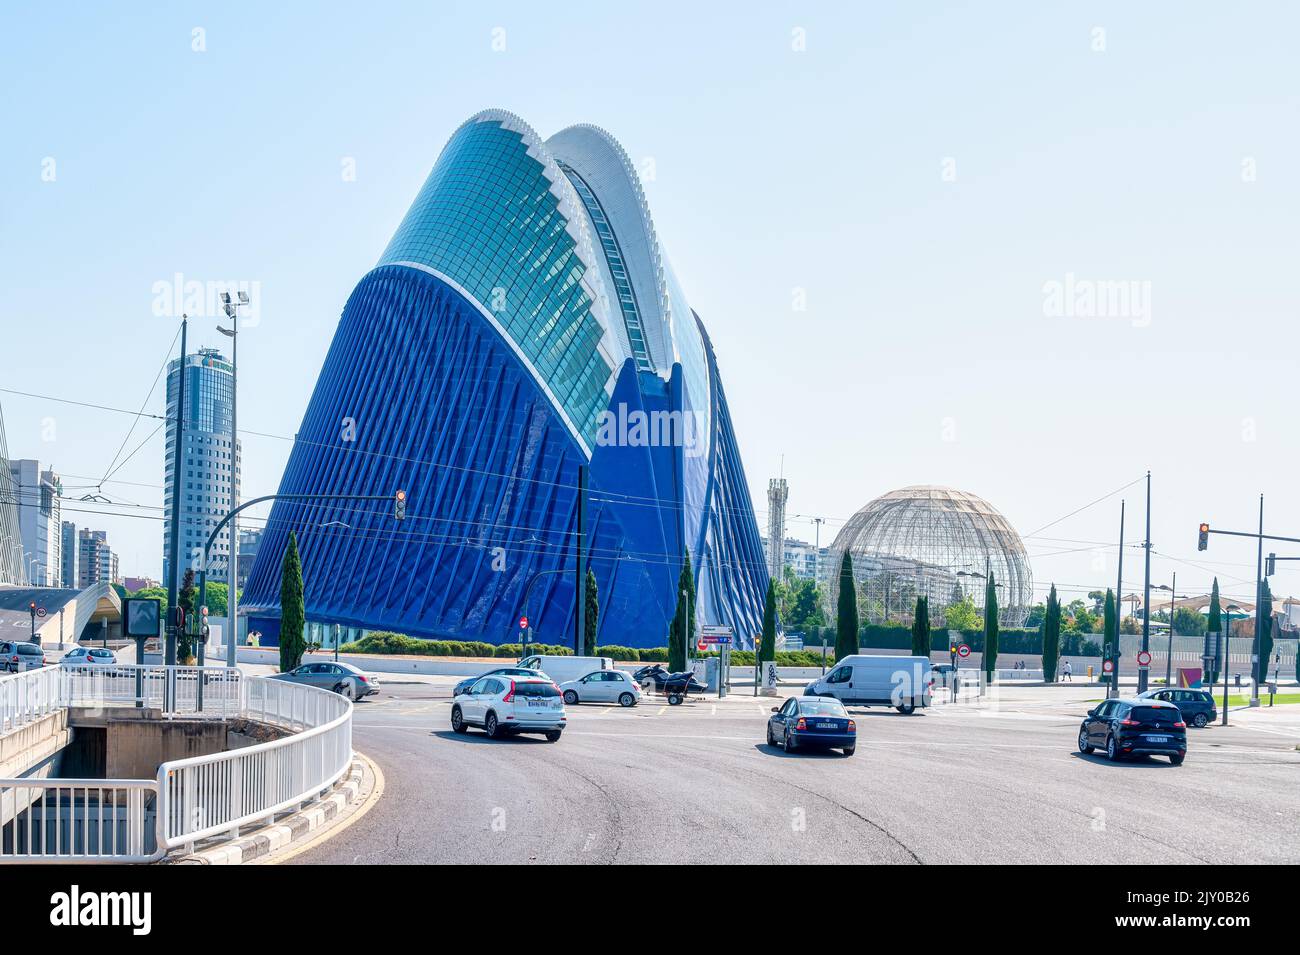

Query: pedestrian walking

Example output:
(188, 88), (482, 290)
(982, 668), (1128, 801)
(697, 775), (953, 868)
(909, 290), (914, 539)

(1063, 660), (1073, 682)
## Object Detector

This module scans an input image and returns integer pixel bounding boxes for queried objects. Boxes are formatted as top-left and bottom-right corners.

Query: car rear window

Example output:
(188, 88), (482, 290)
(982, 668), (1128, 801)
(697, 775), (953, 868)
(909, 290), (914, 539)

(17, 644), (43, 655)
(798, 699), (847, 716)
(1131, 706), (1175, 722)
(512, 682), (559, 698)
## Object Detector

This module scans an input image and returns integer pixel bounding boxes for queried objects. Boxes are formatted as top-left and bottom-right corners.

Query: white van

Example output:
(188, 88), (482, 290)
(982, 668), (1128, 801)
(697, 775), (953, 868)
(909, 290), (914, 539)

(803, 654), (933, 713)
(517, 654), (614, 685)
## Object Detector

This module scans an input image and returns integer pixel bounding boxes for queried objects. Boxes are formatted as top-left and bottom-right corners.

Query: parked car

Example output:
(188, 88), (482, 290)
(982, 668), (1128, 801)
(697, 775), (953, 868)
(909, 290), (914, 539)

(454, 666), (543, 698)
(1, 640), (47, 673)
(803, 654), (933, 713)
(450, 674), (565, 741)
(767, 696), (856, 755)
(517, 654), (614, 684)
(1138, 687), (1217, 727)
(270, 661), (379, 700)
(1077, 698), (1186, 764)
(60, 646), (118, 667)
(559, 669), (642, 707)
(633, 664), (708, 704)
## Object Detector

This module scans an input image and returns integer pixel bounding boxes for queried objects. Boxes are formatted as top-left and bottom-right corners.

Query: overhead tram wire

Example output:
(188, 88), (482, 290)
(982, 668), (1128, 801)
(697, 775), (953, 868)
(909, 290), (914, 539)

(95, 322), (182, 493)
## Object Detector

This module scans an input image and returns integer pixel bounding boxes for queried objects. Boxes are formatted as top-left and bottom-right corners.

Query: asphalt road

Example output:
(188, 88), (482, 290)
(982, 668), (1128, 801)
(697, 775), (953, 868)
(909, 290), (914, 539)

(292, 681), (1300, 864)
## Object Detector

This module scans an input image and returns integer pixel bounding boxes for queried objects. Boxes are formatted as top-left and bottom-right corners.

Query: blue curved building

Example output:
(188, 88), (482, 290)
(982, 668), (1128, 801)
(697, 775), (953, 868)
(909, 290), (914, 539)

(242, 111), (768, 649)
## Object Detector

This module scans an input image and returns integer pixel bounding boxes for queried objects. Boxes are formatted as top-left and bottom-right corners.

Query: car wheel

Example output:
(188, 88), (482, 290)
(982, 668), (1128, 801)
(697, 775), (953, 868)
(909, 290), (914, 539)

(451, 705), (469, 734)
(766, 724), (776, 747)
(1106, 734), (1120, 761)
(563, 690), (578, 705)
(783, 731), (797, 753)
(1170, 752), (1185, 766)
(842, 746), (856, 756)
(335, 682), (355, 700)
(1078, 728), (1094, 754)
(1192, 713), (1208, 728)
(618, 692), (635, 707)
(485, 712), (500, 739)
(544, 730), (561, 743)
(896, 702), (915, 715)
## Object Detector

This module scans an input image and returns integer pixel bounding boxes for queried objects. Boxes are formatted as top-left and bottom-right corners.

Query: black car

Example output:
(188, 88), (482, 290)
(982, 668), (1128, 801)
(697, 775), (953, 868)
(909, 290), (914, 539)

(1078, 698), (1186, 764)
(453, 667), (541, 698)
(1138, 687), (1217, 728)
(767, 696), (856, 755)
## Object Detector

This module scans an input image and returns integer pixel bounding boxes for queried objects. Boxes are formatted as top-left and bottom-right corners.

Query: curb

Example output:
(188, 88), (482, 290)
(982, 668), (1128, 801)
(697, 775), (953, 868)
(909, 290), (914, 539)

(169, 754), (374, 865)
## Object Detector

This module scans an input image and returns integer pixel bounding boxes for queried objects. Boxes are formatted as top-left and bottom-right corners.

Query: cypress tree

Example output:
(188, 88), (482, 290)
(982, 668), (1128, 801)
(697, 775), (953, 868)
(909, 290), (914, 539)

(983, 572), (999, 682)
(1102, 588), (1117, 685)
(1042, 584), (1062, 682)
(1256, 579), (1273, 686)
(834, 551), (858, 662)
(1207, 579), (1221, 685)
(178, 568), (197, 662)
(584, 568), (599, 656)
(668, 552), (694, 671)
(910, 596), (931, 657)
(279, 531), (306, 672)
(759, 579), (777, 661)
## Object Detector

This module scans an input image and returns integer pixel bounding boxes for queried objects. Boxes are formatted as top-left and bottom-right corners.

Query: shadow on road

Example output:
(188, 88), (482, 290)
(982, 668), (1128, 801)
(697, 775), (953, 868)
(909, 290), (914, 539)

(754, 743), (853, 759)
(430, 729), (551, 745)
(1070, 751), (1179, 768)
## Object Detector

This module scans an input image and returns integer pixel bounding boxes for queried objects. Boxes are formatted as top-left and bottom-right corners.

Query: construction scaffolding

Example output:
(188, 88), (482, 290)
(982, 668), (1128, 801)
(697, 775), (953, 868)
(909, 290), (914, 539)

(825, 485), (1033, 628)
(766, 477), (788, 579)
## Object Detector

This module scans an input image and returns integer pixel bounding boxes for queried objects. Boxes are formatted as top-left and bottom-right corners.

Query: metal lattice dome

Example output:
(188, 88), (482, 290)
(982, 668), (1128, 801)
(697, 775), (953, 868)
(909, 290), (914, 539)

(825, 486), (1033, 628)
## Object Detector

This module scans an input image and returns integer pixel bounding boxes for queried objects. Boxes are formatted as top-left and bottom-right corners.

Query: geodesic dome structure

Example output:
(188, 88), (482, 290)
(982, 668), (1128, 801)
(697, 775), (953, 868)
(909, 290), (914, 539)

(825, 486), (1033, 628)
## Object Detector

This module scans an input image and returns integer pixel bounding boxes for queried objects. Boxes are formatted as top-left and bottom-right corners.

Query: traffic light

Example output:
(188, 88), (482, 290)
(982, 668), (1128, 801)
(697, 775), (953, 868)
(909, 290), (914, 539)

(1266, 553), (1276, 576)
(1197, 523), (1210, 551)
(394, 489), (406, 521)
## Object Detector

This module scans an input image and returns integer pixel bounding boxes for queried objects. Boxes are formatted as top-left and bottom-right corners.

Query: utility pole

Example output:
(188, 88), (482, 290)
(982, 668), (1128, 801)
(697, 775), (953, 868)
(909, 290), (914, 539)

(1251, 494), (1264, 706)
(574, 464), (587, 656)
(1164, 571), (1176, 688)
(1112, 500), (1125, 699)
(1138, 471), (1152, 693)
(165, 316), (188, 667)
(218, 292), (247, 667)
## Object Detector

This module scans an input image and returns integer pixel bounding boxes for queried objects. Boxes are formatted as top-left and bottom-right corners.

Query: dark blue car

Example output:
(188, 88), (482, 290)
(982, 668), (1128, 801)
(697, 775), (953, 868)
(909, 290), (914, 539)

(767, 696), (856, 755)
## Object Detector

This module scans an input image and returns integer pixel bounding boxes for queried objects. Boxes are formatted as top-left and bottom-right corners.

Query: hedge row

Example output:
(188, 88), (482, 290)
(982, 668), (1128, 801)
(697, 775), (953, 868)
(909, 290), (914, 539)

(797, 625), (1101, 657)
(338, 632), (571, 658)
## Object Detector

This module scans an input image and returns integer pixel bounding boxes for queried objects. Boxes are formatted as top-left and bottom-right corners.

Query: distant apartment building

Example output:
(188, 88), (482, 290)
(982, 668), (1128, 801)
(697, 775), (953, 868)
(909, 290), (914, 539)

(237, 527), (262, 591)
(123, 576), (159, 592)
(163, 347), (241, 592)
(760, 535), (831, 585)
(9, 459), (62, 587)
(77, 529), (119, 588)
(60, 521), (78, 588)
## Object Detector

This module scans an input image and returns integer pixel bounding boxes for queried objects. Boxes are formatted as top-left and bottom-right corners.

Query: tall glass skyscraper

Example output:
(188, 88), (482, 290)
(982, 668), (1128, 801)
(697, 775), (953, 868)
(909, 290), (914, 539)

(162, 347), (240, 592)
(243, 111), (768, 649)
(0, 401), (24, 585)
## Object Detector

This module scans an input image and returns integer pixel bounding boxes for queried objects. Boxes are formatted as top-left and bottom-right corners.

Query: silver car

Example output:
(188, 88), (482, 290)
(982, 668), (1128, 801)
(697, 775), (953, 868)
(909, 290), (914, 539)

(1, 640), (47, 673)
(271, 660), (379, 700)
(61, 646), (118, 667)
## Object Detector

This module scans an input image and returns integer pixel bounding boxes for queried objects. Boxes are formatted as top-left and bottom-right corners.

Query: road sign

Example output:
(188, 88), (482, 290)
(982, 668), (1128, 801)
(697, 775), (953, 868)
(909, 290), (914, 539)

(701, 634), (731, 645)
(696, 640), (707, 652)
(1102, 659), (1114, 674)
(1136, 650), (1152, 668)
(35, 607), (46, 618)
(957, 644), (971, 659)
(519, 615), (529, 629)
(701, 625), (733, 637)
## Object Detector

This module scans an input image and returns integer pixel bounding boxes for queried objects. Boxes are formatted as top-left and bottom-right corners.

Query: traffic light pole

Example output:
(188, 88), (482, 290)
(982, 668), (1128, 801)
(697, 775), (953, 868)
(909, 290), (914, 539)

(164, 317), (187, 667)
(196, 492), (401, 667)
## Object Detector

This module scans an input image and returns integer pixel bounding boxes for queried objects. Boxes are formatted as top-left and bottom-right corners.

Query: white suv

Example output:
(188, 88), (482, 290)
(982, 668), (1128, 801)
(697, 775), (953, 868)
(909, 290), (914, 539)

(451, 674), (566, 742)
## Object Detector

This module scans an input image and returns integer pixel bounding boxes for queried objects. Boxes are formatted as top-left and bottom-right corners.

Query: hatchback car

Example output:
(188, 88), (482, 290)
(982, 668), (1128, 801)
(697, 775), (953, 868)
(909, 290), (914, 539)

(1078, 698), (1186, 764)
(451, 675), (565, 741)
(559, 669), (642, 707)
(767, 696), (856, 755)
(453, 666), (542, 698)
(1, 640), (47, 673)
(60, 646), (118, 667)
(1138, 687), (1217, 727)
(270, 661), (379, 699)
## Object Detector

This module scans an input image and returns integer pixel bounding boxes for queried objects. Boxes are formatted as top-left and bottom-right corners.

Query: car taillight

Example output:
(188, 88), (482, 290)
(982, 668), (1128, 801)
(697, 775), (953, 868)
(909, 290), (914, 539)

(1119, 718), (1139, 726)
(1173, 720), (1186, 728)
(795, 718), (807, 731)
(847, 720), (856, 732)
(357, 676), (369, 683)
(503, 680), (515, 703)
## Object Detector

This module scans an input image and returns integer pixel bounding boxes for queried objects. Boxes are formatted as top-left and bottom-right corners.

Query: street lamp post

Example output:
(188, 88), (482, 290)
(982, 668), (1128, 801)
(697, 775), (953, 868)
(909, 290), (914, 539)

(218, 291), (247, 667)
(1156, 575), (1177, 687)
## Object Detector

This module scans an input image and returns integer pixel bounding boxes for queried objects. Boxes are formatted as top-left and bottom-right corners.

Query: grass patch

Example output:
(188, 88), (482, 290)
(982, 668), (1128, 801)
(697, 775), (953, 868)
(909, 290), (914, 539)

(1224, 692), (1300, 707)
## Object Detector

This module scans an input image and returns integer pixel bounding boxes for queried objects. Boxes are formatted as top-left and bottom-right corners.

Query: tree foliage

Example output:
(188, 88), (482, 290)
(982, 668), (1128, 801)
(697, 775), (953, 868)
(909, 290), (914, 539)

(942, 595), (980, 631)
(668, 552), (695, 672)
(1041, 584), (1062, 682)
(1207, 578), (1222, 684)
(982, 572), (999, 680)
(910, 596), (931, 657)
(584, 569), (599, 656)
(279, 531), (306, 672)
(835, 552), (859, 662)
(1256, 579), (1273, 686)
(760, 579), (778, 661)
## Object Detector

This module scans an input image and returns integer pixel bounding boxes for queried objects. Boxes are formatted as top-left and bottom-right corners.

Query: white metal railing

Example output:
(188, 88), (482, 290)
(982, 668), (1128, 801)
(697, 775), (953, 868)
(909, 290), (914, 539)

(0, 664), (352, 863)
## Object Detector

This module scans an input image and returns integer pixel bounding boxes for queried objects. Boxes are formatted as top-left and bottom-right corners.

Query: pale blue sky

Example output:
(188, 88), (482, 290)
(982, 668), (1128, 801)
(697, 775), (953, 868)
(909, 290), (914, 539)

(2, 1), (1297, 607)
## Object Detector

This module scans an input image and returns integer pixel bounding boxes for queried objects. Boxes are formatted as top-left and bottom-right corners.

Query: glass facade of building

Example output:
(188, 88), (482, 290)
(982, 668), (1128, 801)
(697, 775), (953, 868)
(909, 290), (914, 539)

(242, 112), (769, 649)
(162, 347), (241, 591)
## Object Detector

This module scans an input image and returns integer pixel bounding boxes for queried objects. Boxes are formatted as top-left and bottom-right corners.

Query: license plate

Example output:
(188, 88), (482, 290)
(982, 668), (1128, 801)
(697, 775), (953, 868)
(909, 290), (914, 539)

(527, 699), (546, 707)
(816, 722), (838, 730)
(1146, 735), (1169, 743)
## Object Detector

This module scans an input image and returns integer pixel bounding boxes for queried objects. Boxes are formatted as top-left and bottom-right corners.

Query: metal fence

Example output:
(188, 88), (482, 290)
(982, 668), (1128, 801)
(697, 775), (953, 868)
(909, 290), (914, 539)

(0, 664), (352, 863)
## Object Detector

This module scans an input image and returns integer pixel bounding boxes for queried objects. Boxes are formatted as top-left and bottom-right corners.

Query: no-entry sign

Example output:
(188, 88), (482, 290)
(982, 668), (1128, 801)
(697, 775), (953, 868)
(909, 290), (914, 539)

(518, 615), (529, 629)
(1136, 650), (1152, 668)
(1102, 659), (1114, 673)
(956, 644), (971, 659)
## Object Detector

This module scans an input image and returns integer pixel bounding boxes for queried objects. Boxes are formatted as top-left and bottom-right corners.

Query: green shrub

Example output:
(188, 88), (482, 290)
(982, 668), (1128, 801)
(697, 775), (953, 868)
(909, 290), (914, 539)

(638, 646), (669, 662)
(596, 645), (642, 661)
